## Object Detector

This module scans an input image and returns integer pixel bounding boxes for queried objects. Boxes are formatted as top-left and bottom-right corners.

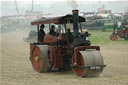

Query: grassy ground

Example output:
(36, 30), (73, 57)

(88, 30), (128, 45)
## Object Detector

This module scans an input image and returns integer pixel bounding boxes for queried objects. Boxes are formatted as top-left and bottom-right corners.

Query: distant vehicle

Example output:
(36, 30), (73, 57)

(110, 23), (128, 40)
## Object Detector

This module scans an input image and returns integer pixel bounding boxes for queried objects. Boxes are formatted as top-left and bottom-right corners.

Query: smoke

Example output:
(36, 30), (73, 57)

(67, 0), (78, 9)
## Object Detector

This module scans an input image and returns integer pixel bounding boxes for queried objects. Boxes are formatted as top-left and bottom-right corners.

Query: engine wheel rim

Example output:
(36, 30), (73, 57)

(48, 51), (53, 67)
(48, 52), (52, 64)
(32, 47), (43, 72)
(48, 48), (54, 67)
(110, 34), (118, 40)
(73, 53), (85, 77)
(124, 32), (128, 40)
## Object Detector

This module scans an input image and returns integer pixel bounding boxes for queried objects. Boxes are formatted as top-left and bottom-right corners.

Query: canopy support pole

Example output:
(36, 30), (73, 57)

(37, 25), (39, 43)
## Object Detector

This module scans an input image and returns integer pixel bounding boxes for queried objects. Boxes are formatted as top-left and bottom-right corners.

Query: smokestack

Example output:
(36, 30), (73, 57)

(72, 9), (79, 38)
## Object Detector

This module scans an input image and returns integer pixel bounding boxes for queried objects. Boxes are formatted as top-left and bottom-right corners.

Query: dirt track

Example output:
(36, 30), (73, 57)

(1, 31), (128, 85)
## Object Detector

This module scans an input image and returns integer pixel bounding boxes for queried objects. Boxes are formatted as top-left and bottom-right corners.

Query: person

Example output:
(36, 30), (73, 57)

(49, 25), (56, 36)
(84, 29), (91, 41)
(67, 29), (72, 35)
(39, 24), (45, 42)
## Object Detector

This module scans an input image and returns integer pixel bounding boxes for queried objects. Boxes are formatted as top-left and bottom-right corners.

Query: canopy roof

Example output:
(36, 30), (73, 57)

(31, 14), (85, 25)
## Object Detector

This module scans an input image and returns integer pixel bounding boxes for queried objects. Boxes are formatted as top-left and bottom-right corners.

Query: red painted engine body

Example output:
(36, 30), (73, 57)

(43, 34), (57, 43)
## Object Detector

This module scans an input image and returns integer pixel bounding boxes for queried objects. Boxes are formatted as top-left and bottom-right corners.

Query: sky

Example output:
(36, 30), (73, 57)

(1, 0), (128, 16)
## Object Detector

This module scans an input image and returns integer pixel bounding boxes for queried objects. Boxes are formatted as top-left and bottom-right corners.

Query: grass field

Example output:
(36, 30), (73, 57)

(1, 30), (128, 85)
(89, 30), (128, 44)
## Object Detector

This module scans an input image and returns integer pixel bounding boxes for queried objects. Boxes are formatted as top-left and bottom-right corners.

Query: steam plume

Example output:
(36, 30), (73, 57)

(67, 0), (78, 9)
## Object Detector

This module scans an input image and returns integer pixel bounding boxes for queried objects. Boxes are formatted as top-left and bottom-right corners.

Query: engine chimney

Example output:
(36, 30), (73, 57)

(72, 9), (79, 39)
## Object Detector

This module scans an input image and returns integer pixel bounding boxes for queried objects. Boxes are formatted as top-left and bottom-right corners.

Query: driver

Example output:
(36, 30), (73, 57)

(49, 25), (56, 36)
(39, 24), (45, 42)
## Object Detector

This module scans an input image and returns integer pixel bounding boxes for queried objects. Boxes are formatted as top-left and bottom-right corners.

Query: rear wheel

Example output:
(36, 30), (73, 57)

(48, 48), (54, 67)
(110, 34), (118, 41)
(124, 31), (128, 40)
(31, 45), (50, 73)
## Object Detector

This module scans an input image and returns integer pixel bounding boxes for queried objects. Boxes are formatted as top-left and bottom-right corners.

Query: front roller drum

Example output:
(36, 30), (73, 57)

(73, 50), (105, 77)
(31, 45), (50, 73)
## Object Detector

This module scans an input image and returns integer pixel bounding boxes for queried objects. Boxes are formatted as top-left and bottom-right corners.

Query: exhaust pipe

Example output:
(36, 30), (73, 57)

(72, 9), (79, 39)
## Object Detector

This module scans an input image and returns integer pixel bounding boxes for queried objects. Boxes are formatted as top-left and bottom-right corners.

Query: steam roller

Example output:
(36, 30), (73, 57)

(29, 9), (106, 77)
